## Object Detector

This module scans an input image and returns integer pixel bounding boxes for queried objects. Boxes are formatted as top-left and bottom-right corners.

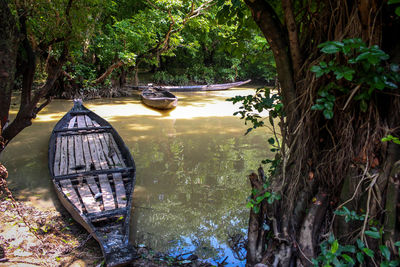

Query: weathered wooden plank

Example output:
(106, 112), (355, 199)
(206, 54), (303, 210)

(54, 126), (112, 133)
(77, 115), (87, 128)
(112, 173), (127, 208)
(54, 167), (135, 180)
(54, 137), (62, 176)
(81, 134), (92, 172)
(68, 116), (77, 129)
(87, 207), (126, 221)
(99, 174), (115, 210)
(91, 120), (100, 127)
(60, 180), (82, 213)
(77, 183), (101, 213)
(59, 136), (69, 175)
(74, 134), (85, 172)
(104, 133), (120, 167)
(87, 134), (101, 170)
(93, 133), (109, 170)
(67, 136), (76, 174)
(106, 133), (126, 168)
(98, 133), (115, 167)
(85, 115), (93, 127)
(86, 176), (100, 196)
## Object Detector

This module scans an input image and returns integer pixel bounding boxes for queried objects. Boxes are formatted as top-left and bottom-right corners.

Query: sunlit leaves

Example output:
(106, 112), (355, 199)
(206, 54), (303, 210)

(311, 38), (400, 119)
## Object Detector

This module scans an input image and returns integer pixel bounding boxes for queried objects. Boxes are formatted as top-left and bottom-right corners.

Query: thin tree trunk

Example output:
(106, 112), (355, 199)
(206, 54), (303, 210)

(93, 61), (124, 85)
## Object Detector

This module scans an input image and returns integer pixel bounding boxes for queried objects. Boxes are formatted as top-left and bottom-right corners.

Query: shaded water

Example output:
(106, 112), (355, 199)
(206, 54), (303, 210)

(1, 87), (272, 266)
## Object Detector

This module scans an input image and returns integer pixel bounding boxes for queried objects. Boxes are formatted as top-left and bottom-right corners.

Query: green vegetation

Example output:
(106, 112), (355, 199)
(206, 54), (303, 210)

(311, 39), (400, 118)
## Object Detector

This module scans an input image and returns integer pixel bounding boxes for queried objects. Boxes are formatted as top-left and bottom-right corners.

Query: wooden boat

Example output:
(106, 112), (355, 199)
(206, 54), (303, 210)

(48, 100), (137, 266)
(140, 88), (178, 110)
(133, 79), (251, 92)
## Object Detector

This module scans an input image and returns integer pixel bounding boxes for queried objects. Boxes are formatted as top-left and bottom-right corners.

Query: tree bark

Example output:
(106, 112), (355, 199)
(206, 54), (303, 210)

(244, 0), (298, 128)
(0, 0), (19, 131)
(243, 0), (399, 266)
(281, 0), (302, 80)
(93, 60), (124, 85)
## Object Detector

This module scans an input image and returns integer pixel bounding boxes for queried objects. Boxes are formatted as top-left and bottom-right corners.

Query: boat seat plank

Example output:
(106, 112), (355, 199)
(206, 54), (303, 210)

(99, 174), (115, 210)
(86, 176), (100, 196)
(77, 183), (101, 213)
(60, 180), (82, 213)
(67, 136), (76, 174)
(87, 134), (101, 170)
(54, 167), (135, 180)
(59, 136), (69, 175)
(74, 135), (85, 172)
(68, 116), (77, 129)
(87, 207), (126, 221)
(54, 126), (112, 133)
(107, 133), (126, 168)
(77, 115), (87, 128)
(54, 137), (62, 176)
(112, 173), (127, 208)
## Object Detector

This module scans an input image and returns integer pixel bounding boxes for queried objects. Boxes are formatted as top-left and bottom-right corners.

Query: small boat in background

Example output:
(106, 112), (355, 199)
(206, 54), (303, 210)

(133, 79), (251, 92)
(140, 88), (178, 110)
(48, 100), (137, 266)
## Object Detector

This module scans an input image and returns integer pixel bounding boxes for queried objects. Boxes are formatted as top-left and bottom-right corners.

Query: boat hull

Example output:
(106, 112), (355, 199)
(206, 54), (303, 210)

(140, 89), (178, 110)
(133, 79), (251, 92)
(48, 100), (137, 266)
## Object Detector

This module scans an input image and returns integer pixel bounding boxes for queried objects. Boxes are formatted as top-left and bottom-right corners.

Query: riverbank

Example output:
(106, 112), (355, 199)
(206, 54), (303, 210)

(0, 197), (213, 266)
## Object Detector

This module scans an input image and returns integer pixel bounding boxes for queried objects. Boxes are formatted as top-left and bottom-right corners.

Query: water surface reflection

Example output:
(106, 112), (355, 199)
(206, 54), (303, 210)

(1, 87), (272, 266)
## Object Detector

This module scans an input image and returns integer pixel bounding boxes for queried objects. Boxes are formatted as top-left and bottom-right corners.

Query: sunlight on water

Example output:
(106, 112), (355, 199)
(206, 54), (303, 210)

(2, 86), (273, 266)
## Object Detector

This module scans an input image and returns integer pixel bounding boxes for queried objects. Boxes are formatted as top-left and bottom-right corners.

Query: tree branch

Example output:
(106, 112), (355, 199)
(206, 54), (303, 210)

(282, 0), (302, 80)
(244, 0), (298, 125)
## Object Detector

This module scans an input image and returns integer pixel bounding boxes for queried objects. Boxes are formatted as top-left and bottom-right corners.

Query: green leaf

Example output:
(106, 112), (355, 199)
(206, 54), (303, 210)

(365, 230), (381, 239)
(311, 65), (322, 73)
(320, 61), (328, 68)
(362, 247), (374, 257)
(394, 241), (400, 247)
(268, 137), (275, 144)
(331, 240), (339, 254)
(342, 245), (356, 253)
(323, 109), (334, 119)
(321, 44), (340, 54)
(357, 239), (365, 249)
(396, 7), (400, 17)
(253, 205), (260, 213)
(356, 252), (364, 263)
(388, 0), (400, 4)
(380, 245), (391, 260)
(311, 104), (324, 110)
(342, 254), (355, 264)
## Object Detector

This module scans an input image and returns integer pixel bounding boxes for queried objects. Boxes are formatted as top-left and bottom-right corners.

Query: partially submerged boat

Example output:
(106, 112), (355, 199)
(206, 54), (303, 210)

(140, 88), (178, 110)
(133, 79), (251, 92)
(48, 100), (137, 266)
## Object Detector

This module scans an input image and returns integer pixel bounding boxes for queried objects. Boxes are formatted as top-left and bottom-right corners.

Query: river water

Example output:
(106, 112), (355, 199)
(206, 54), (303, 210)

(1, 87), (272, 266)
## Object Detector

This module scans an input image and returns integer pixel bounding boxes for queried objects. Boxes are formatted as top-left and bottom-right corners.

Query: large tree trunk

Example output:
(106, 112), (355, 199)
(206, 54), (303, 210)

(0, 0), (19, 130)
(244, 1), (400, 266)
(0, 0), (73, 151)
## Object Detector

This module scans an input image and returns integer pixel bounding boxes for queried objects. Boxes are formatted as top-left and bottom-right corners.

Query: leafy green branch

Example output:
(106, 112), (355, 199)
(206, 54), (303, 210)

(311, 38), (400, 119)
(227, 87), (283, 135)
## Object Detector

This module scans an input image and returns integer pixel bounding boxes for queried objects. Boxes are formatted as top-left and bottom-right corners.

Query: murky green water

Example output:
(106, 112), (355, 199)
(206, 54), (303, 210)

(1, 87), (272, 266)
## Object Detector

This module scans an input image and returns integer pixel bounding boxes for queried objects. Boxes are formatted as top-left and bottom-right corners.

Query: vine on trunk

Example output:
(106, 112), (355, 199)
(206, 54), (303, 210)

(225, 0), (400, 265)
